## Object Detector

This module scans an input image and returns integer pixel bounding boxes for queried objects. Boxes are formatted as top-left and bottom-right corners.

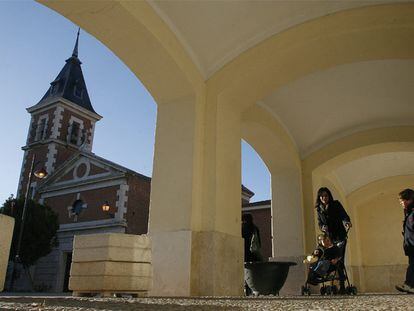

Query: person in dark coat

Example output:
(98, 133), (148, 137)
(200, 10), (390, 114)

(315, 187), (352, 293)
(396, 189), (414, 293)
(242, 213), (263, 296)
(242, 213), (263, 262)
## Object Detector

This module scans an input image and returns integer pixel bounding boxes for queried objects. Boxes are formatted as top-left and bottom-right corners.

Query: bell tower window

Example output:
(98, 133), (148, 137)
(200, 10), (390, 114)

(69, 121), (80, 145)
(67, 116), (84, 146)
(35, 115), (48, 141)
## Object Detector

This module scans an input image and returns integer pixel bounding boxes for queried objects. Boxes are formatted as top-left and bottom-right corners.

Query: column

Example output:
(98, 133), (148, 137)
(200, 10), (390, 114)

(149, 95), (244, 296)
(270, 167), (306, 294)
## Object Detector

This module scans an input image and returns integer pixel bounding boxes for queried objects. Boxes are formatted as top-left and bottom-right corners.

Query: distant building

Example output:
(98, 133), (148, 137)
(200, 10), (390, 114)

(10, 32), (151, 292)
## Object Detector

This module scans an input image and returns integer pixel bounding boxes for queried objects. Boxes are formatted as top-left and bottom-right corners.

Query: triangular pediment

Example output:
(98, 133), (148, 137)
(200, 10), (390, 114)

(38, 153), (127, 192)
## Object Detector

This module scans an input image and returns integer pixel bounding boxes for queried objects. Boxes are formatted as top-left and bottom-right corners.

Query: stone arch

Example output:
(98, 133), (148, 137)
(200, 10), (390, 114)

(38, 0), (203, 105)
(302, 126), (414, 252)
(208, 3), (414, 111)
(242, 104), (305, 294)
(304, 129), (414, 291)
(36, 0), (414, 296)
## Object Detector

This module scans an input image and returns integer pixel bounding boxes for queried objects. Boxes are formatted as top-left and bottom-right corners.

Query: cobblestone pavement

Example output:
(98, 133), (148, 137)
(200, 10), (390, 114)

(1, 294), (414, 311)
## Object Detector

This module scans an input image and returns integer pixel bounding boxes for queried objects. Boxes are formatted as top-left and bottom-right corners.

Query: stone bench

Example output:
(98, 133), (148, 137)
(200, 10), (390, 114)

(69, 233), (152, 297)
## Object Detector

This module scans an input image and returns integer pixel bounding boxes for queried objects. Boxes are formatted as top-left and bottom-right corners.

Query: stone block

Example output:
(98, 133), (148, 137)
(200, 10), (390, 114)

(70, 233), (152, 295)
(69, 275), (151, 291)
(72, 246), (151, 263)
(71, 261), (152, 277)
(73, 233), (151, 249)
(0, 215), (14, 292)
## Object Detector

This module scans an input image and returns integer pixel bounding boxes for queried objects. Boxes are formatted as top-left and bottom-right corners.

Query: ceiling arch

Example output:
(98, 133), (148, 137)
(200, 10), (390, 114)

(330, 151), (414, 195)
(263, 59), (414, 157)
(308, 128), (414, 196)
(149, 0), (398, 78)
(208, 3), (414, 111)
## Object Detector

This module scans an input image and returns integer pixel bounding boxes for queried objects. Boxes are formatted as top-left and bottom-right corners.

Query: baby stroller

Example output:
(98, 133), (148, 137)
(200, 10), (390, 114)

(301, 233), (357, 296)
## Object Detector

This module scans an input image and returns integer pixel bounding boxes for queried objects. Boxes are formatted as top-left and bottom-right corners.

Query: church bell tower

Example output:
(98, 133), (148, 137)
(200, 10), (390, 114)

(17, 29), (102, 198)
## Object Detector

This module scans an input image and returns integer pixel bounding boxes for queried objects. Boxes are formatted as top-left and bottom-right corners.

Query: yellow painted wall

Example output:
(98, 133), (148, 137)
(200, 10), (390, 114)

(347, 175), (414, 292)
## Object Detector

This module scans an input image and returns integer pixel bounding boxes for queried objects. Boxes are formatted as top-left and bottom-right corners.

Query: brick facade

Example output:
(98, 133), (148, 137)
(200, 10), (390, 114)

(27, 107), (56, 145)
(125, 175), (151, 235)
(43, 185), (120, 224)
(58, 108), (93, 145)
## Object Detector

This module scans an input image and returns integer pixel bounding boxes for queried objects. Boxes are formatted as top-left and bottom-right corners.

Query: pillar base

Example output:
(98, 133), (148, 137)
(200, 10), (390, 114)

(150, 230), (243, 296)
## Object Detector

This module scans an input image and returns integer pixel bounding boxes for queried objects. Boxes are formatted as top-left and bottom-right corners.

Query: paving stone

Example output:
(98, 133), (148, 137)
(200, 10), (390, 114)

(0, 294), (414, 310)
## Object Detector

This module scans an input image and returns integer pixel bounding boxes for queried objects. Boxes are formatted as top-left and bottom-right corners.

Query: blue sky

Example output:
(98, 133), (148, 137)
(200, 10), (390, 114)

(0, 1), (270, 204)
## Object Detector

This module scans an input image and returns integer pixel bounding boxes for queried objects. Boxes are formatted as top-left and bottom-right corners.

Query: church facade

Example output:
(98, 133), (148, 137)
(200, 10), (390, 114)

(11, 32), (151, 292)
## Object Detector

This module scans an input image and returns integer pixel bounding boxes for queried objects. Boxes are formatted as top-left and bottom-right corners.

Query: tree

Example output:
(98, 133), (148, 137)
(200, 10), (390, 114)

(0, 196), (59, 268)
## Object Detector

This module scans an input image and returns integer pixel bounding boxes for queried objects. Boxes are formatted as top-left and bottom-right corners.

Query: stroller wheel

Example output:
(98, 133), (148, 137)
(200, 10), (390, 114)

(301, 285), (311, 296)
(330, 285), (338, 295)
(320, 286), (326, 296)
(325, 286), (332, 295)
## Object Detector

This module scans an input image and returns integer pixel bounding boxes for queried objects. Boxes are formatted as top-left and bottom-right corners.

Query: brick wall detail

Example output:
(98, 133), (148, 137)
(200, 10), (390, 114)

(45, 143), (58, 174)
(27, 107), (56, 145)
(51, 106), (64, 139)
(44, 185), (119, 224)
(59, 109), (92, 146)
(89, 164), (107, 176)
(116, 183), (129, 221)
(125, 176), (151, 234)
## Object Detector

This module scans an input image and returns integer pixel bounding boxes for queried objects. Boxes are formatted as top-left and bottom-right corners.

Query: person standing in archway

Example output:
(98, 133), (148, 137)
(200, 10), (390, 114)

(396, 189), (414, 294)
(242, 213), (263, 263)
(315, 187), (352, 294)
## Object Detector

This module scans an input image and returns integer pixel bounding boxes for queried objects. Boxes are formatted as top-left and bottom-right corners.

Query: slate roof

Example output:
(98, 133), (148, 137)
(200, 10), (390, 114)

(35, 29), (97, 114)
(242, 184), (255, 197)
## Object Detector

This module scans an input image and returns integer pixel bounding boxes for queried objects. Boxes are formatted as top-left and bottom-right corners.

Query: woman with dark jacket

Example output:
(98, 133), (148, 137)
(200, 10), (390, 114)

(396, 188), (414, 293)
(315, 187), (352, 293)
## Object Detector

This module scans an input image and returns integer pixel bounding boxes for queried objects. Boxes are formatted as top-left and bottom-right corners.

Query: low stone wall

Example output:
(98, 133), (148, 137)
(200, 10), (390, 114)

(69, 233), (152, 297)
(0, 215), (15, 292)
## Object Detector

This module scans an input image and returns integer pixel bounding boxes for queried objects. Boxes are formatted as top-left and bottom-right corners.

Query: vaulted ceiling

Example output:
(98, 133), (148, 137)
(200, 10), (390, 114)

(149, 0), (391, 78)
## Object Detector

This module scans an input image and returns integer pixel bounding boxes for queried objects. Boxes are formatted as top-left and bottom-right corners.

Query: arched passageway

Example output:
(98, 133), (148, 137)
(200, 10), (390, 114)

(242, 104), (304, 295)
(39, 1), (414, 295)
(308, 134), (414, 292)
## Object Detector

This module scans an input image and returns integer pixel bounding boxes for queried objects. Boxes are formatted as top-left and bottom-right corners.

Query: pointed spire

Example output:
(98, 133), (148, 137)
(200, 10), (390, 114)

(33, 26), (99, 115)
(72, 28), (80, 58)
